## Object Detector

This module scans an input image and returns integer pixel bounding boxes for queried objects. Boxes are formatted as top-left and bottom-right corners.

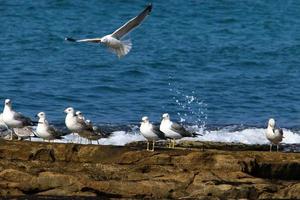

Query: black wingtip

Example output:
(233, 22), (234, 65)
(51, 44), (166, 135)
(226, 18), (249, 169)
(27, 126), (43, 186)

(147, 3), (152, 13)
(65, 37), (77, 42)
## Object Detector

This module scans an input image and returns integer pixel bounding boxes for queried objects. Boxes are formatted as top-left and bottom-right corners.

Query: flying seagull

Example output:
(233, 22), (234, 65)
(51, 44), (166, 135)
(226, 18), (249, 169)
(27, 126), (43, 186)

(266, 118), (284, 152)
(2, 99), (36, 140)
(140, 116), (165, 151)
(65, 3), (152, 58)
(160, 113), (199, 148)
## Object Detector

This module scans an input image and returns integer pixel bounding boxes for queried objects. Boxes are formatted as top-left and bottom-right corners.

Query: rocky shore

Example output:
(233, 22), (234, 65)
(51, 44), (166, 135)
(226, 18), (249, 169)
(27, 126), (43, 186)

(0, 139), (299, 199)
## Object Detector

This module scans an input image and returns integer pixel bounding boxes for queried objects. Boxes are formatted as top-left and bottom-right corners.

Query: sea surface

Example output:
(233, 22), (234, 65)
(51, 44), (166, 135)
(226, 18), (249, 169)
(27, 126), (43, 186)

(1, 0), (300, 145)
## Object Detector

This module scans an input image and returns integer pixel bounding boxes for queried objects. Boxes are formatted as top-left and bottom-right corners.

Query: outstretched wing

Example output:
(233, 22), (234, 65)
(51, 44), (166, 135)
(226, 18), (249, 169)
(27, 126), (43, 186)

(111, 3), (152, 39)
(171, 123), (192, 137)
(65, 37), (102, 43)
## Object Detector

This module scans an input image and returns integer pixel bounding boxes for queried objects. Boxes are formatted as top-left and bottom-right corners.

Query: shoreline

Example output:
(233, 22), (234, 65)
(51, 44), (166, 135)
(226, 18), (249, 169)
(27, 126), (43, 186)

(0, 139), (299, 199)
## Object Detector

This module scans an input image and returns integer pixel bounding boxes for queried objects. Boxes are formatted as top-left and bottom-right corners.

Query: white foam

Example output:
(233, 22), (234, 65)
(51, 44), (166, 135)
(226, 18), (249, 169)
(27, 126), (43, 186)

(97, 131), (145, 146)
(183, 127), (300, 145)
(18, 126), (300, 146)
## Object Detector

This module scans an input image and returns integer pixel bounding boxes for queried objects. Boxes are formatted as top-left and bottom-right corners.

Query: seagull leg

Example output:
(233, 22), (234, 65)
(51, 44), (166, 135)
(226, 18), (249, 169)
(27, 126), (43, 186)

(172, 139), (176, 148)
(10, 128), (15, 140)
(97, 140), (99, 145)
(166, 139), (170, 148)
(270, 144), (272, 152)
(146, 141), (149, 151)
(277, 145), (279, 152)
(151, 140), (155, 152)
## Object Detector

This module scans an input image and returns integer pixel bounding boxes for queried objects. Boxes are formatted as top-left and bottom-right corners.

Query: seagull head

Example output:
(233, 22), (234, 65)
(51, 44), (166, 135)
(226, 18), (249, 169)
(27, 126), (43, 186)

(268, 118), (275, 128)
(4, 99), (12, 107)
(162, 113), (170, 121)
(76, 111), (82, 116)
(37, 112), (46, 119)
(64, 107), (75, 115)
(141, 116), (149, 124)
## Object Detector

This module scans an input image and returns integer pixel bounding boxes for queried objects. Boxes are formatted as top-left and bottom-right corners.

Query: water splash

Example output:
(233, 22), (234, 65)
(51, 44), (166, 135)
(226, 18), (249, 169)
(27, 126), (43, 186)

(168, 78), (207, 134)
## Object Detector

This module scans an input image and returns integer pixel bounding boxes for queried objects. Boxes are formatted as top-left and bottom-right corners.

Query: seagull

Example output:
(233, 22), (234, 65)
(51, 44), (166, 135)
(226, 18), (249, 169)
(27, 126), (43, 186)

(36, 112), (62, 141)
(65, 3), (152, 58)
(140, 116), (165, 151)
(2, 99), (35, 140)
(64, 107), (102, 144)
(266, 118), (284, 152)
(12, 127), (35, 141)
(76, 111), (85, 121)
(160, 113), (196, 148)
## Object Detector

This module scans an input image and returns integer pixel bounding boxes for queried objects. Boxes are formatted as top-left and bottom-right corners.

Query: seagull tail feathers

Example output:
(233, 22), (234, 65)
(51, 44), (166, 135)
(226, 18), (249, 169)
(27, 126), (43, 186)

(112, 39), (132, 58)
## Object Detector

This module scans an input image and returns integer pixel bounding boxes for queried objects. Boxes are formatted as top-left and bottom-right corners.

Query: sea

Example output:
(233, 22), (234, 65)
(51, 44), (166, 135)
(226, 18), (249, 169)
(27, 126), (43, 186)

(1, 0), (300, 146)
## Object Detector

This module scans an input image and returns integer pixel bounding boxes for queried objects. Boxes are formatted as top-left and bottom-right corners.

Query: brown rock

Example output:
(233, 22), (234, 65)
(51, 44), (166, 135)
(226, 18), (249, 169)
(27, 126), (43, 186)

(0, 139), (299, 199)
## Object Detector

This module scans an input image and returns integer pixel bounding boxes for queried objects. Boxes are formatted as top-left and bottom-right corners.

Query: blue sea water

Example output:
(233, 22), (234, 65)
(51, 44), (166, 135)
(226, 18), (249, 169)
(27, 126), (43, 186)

(1, 0), (300, 131)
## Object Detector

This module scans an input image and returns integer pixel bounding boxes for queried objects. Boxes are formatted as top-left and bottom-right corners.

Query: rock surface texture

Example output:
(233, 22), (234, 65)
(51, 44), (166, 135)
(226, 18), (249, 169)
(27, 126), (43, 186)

(0, 139), (299, 199)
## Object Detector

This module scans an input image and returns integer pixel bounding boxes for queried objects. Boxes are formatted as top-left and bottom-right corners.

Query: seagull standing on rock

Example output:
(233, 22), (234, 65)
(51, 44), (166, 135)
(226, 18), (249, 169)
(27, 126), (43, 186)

(266, 118), (284, 152)
(65, 3), (152, 58)
(64, 107), (102, 144)
(2, 99), (35, 140)
(160, 113), (197, 148)
(140, 116), (165, 151)
(36, 112), (62, 141)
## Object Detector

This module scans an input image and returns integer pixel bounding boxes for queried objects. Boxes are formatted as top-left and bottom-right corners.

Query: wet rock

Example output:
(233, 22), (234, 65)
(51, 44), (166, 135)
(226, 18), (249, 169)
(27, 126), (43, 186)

(0, 139), (299, 199)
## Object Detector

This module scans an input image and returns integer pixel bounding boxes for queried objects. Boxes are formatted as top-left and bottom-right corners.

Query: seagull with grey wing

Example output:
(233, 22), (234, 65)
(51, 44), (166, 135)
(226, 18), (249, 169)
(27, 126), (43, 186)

(36, 112), (62, 141)
(160, 113), (199, 148)
(2, 99), (36, 140)
(266, 118), (284, 152)
(65, 3), (152, 58)
(64, 107), (102, 144)
(140, 116), (165, 151)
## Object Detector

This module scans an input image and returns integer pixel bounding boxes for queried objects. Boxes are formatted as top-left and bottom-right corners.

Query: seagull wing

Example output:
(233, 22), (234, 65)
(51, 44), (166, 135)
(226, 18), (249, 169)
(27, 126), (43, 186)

(77, 117), (94, 132)
(275, 128), (284, 138)
(152, 125), (166, 139)
(65, 37), (102, 43)
(14, 112), (33, 126)
(111, 3), (152, 39)
(47, 125), (63, 139)
(170, 123), (192, 137)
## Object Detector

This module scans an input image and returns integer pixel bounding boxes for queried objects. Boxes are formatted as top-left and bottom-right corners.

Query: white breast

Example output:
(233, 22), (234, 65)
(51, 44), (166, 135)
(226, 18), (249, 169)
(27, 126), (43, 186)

(36, 123), (52, 139)
(266, 126), (283, 144)
(65, 115), (83, 132)
(3, 110), (23, 128)
(160, 120), (182, 139)
(140, 123), (159, 141)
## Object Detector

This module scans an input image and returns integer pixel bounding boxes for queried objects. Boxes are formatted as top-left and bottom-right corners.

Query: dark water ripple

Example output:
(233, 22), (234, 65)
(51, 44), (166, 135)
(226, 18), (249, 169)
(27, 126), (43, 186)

(1, 0), (300, 128)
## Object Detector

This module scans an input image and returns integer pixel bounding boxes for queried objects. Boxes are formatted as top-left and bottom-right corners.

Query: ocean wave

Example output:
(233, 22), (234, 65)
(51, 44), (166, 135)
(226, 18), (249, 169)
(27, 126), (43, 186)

(22, 125), (300, 146)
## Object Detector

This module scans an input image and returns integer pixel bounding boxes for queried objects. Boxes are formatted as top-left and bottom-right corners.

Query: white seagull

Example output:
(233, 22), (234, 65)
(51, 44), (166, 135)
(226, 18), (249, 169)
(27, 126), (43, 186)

(64, 107), (102, 143)
(2, 99), (35, 140)
(36, 112), (61, 141)
(65, 3), (152, 58)
(160, 113), (195, 148)
(140, 116), (165, 151)
(266, 118), (284, 152)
